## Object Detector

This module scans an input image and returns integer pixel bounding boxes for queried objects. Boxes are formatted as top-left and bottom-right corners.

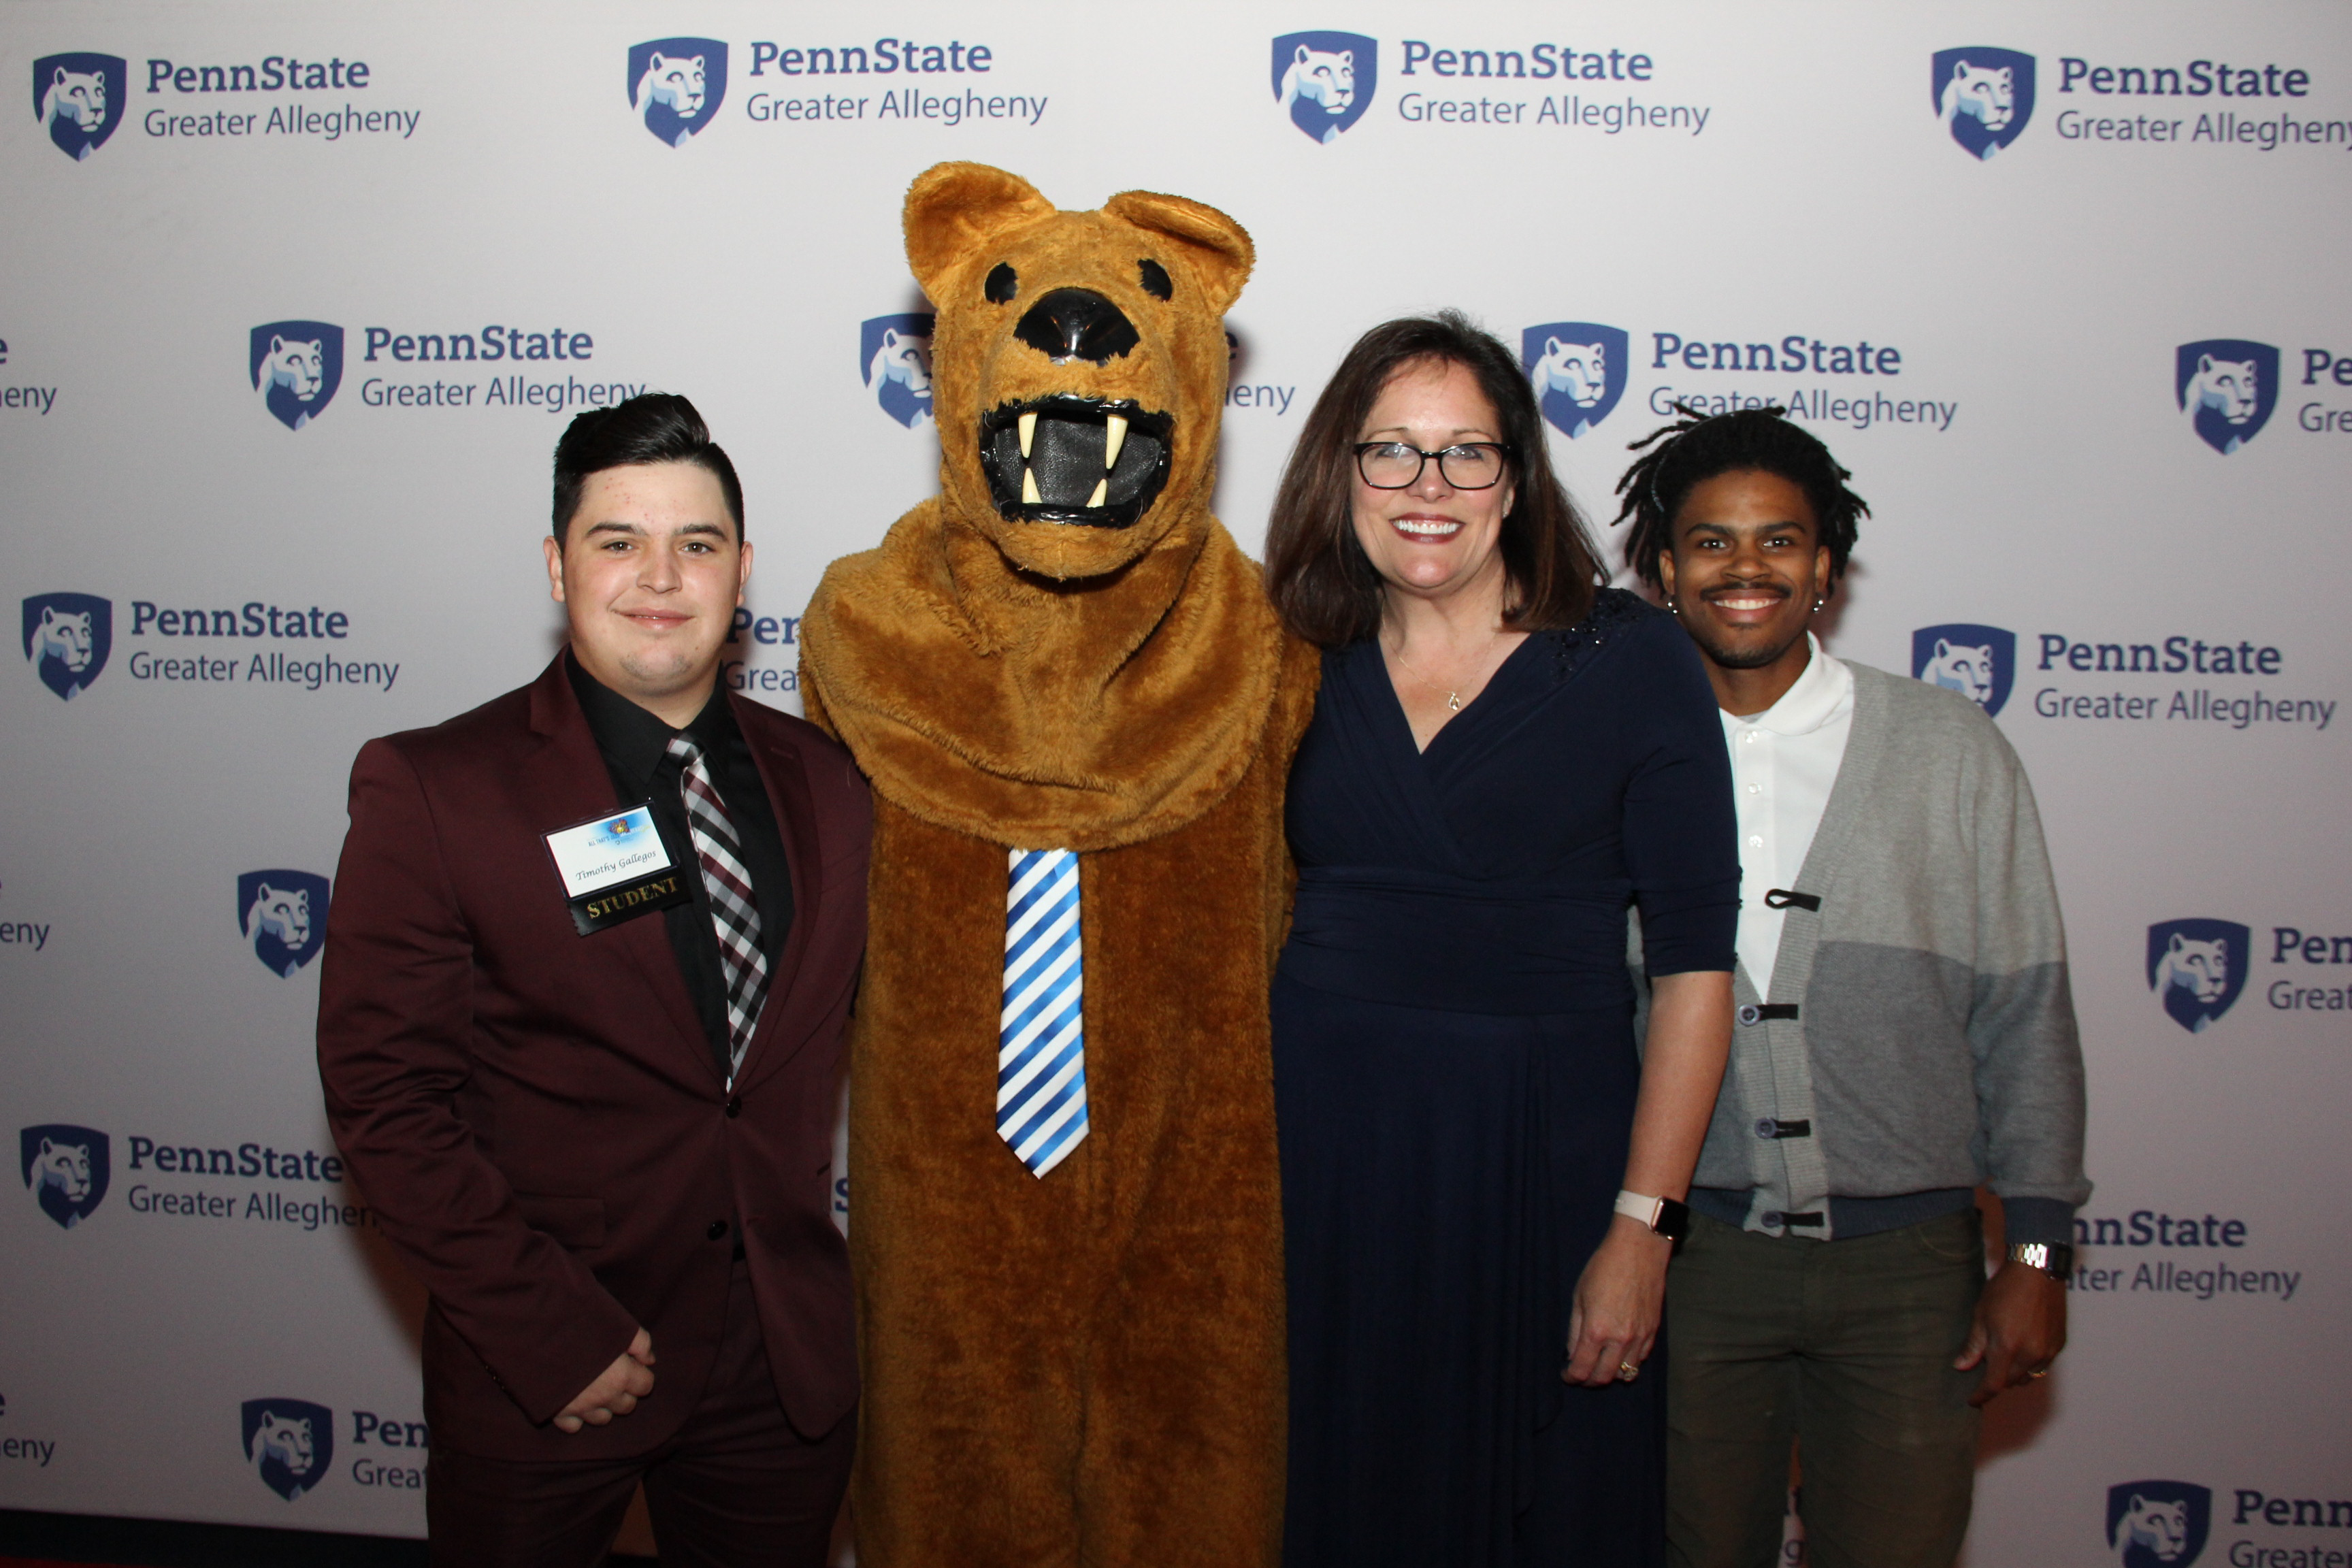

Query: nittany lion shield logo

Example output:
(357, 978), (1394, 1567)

(1912, 623), (2016, 717)
(1272, 32), (1375, 144)
(1522, 323), (1629, 440)
(2107, 1480), (2212, 1568)
(2146, 920), (2249, 1034)
(20, 1124), (110, 1230)
(238, 870), (331, 977)
(2176, 340), (2279, 455)
(33, 52), (126, 162)
(860, 313), (937, 428)
(1931, 48), (2035, 161)
(629, 38), (728, 147)
(248, 322), (344, 431)
(242, 1399), (334, 1502)
(22, 592), (112, 701)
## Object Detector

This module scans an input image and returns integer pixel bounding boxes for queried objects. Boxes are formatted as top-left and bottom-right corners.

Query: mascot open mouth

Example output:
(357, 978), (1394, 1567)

(979, 397), (1172, 529)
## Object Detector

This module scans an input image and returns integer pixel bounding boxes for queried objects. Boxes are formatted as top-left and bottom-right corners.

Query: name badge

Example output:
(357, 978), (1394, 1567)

(543, 804), (691, 936)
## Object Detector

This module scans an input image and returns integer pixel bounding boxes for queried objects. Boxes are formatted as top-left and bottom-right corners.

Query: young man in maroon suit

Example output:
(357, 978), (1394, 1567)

(318, 394), (869, 1567)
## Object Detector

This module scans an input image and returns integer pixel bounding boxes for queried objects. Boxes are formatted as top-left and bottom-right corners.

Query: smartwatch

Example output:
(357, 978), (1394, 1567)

(1614, 1189), (1691, 1243)
(2006, 1241), (2075, 1282)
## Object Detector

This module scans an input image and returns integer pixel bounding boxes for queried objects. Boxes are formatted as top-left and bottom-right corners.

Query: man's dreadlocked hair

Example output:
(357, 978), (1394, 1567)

(1611, 405), (1868, 593)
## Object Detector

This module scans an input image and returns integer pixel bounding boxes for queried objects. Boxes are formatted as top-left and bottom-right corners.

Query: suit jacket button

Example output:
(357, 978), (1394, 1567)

(706, 1219), (730, 1241)
(725, 1096), (742, 1118)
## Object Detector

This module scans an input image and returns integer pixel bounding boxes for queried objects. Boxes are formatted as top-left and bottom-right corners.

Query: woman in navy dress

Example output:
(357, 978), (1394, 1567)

(1262, 314), (1737, 1566)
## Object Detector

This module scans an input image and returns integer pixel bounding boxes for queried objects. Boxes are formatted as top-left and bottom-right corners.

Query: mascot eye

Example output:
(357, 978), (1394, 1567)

(1137, 259), (1173, 301)
(985, 263), (1019, 304)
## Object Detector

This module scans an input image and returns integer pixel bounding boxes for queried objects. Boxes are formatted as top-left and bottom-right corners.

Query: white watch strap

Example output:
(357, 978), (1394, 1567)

(1614, 1189), (1664, 1228)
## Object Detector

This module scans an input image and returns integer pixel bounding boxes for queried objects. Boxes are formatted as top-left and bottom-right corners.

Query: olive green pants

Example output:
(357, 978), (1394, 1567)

(1665, 1209), (1984, 1568)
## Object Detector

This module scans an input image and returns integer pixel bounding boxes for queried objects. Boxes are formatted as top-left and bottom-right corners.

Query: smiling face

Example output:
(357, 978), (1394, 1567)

(544, 460), (750, 727)
(1659, 468), (1828, 703)
(1348, 357), (1517, 611)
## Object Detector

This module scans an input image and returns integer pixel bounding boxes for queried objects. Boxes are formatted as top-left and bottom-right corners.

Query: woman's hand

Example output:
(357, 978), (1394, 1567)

(1564, 1214), (1673, 1385)
(1563, 968), (1731, 1386)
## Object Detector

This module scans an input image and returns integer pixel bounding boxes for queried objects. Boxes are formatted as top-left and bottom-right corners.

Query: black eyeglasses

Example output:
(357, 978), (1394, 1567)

(1354, 442), (1512, 491)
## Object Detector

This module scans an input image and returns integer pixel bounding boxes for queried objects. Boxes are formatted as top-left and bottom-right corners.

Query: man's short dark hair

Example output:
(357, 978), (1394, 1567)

(551, 393), (744, 546)
(1610, 405), (1867, 593)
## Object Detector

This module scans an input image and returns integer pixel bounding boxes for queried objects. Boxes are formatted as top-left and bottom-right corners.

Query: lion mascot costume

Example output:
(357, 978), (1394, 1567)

(799, 163), (1318, 1565)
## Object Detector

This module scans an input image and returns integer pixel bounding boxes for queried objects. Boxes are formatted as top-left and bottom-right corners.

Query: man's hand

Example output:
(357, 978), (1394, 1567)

(1955, 1260), (2066, 1407)
(553, 1327), (655, 1433)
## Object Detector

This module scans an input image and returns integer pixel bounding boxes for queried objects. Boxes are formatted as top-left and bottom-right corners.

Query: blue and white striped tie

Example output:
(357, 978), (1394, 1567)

(999, 848), (1087, 1177)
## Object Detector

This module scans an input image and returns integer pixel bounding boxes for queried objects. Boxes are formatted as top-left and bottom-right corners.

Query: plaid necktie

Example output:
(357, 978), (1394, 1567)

(999, 848), (1087, 1177)
(666, 736), (768, 1081)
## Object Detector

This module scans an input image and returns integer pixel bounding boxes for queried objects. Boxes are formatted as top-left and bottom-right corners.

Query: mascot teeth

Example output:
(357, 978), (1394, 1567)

(980, 396), (1171, 529)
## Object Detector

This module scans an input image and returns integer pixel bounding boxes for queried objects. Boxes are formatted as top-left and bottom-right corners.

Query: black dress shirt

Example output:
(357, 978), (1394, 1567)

(568, 653), (794, 1079)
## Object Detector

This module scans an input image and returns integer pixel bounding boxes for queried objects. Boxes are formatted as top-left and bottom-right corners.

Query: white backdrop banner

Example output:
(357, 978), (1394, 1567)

(3, 3), (2348, 1563)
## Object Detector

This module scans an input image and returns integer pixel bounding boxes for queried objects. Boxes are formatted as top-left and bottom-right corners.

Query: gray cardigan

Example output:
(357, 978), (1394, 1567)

(1642, 660), (2091, 1247)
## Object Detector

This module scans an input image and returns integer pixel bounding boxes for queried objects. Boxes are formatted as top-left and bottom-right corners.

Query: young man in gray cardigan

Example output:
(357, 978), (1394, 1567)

(1615, 408), (2089, 1568)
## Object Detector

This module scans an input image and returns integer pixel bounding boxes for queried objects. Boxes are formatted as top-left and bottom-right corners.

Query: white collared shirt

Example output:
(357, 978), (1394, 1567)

(1720, 634), (1855, 996)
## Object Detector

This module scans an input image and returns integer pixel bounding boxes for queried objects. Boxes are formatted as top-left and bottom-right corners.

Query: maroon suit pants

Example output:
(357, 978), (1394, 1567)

(425, 1260), (852, 1568)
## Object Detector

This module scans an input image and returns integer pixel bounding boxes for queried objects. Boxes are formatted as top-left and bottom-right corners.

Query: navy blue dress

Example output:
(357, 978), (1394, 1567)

(1275, 590), (1737, 1567)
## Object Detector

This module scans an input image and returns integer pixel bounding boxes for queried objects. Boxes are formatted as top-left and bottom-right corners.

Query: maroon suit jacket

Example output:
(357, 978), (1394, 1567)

(317, 655), (868, 1460)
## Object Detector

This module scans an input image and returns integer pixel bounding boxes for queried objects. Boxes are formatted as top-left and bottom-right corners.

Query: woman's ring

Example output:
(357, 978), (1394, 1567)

(1617, 1362), (1640, 1382)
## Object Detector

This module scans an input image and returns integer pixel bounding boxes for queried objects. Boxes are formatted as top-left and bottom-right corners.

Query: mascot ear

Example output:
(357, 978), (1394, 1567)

(904, 162), (1057, 299)
(1102, 189), (1254, 316)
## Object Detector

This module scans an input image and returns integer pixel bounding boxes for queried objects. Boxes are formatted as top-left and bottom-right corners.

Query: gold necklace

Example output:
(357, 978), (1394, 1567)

(1386, 634), (1492, 713)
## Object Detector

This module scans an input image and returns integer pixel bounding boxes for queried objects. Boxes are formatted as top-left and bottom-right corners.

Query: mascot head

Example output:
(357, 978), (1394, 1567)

(904, 161), (1254, 583)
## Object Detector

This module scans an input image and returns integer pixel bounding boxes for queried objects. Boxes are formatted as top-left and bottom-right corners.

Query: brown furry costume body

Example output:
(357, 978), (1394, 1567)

(800, 164), (1316, 1565)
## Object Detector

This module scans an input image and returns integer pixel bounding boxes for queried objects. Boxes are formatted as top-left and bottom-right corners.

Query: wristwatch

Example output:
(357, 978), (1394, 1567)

(2006, 1241), (2075, 1282)
(1614, 1189), (1691, 1242)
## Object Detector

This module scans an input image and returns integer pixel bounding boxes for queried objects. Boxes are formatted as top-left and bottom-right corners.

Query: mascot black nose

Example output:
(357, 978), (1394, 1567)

(1015, 289), (1140, 365)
